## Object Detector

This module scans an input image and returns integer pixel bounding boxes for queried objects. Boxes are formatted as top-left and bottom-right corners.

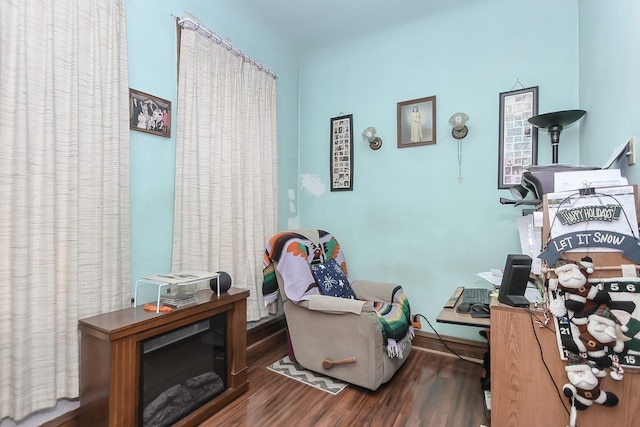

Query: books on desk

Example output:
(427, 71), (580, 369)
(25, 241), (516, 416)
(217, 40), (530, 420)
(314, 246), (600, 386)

(161, 288), (198, 308)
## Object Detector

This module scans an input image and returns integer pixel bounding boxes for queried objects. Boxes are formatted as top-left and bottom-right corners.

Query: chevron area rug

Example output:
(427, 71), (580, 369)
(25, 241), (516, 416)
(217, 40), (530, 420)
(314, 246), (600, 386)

(267, 356), (348, 395)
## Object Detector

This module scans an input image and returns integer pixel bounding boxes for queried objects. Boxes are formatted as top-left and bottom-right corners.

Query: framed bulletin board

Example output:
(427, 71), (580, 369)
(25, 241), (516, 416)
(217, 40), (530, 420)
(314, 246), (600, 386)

(498, 86), (538, 189)
(330, 114), (353, 191)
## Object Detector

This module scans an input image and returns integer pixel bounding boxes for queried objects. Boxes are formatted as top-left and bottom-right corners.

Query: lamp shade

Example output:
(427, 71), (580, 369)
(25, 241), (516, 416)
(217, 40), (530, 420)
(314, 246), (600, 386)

(509, 184), (529, 200)
(361, 126), (382, 150)
(528, 110), (586, 131)
(528, 109), (586, 164)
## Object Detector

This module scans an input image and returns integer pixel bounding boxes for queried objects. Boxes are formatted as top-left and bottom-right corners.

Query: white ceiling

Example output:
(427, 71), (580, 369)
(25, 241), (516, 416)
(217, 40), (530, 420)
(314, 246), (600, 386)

(242, 0), (480, 51)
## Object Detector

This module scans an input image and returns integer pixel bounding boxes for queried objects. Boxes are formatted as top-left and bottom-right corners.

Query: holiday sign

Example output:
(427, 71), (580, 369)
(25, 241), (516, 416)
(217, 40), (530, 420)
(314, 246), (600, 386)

(540, 230), (640, 265)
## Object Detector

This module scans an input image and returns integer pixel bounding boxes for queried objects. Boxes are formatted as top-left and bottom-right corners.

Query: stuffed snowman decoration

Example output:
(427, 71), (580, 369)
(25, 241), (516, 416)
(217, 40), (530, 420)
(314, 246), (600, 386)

(563, 360), (618, 427)
(549, 257), (611, 318)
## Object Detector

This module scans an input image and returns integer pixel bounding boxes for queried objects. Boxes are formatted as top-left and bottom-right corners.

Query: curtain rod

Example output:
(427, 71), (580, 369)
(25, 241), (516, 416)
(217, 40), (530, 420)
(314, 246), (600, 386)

(176, 14), (277, 79)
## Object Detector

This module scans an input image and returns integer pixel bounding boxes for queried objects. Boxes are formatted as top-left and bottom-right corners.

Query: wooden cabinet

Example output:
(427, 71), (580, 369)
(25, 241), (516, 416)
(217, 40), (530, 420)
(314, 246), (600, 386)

(78, 288), (249, 426)
(490, 300), (639, 427)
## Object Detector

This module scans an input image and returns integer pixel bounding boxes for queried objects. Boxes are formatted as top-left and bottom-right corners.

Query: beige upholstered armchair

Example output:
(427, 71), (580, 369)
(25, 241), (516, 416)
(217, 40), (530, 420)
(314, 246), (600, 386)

(262, 229), (413, 391)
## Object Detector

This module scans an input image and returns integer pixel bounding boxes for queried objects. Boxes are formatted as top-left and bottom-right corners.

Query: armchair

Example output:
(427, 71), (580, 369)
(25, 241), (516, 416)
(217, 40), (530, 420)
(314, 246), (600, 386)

(262, 229), (413, 391)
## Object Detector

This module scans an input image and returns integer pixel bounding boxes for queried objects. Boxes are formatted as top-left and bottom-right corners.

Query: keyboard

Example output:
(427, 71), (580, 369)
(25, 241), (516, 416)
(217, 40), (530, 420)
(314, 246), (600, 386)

(461, 288), (490, 305)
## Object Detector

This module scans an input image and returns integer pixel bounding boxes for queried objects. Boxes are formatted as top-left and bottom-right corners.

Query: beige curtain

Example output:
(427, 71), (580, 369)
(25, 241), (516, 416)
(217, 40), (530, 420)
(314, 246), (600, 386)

(173, 25), (277, 321)
(0, 0), (130, 422)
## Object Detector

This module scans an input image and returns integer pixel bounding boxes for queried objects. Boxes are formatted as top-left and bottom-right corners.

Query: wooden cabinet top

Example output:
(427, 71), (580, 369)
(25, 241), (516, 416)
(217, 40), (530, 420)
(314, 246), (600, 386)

(79, 288), (249, 340)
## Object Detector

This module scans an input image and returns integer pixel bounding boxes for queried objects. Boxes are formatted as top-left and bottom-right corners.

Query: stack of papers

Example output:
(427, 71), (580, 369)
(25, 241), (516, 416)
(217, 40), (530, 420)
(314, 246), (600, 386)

(554, 168), (627, 192)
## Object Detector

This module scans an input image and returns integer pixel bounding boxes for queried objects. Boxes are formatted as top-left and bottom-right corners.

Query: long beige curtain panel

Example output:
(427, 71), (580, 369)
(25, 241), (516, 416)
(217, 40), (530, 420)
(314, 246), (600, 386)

(173, 16), (278, 322)
(0, 0), (130, 422)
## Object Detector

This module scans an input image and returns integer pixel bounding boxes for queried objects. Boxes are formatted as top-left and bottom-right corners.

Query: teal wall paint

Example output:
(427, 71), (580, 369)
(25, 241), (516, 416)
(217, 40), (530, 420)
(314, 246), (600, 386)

(296, 0), (580, 340)
(126, 1), (177, 299)
(124, 0), (640, 342)
(578, 0), (640, 184)
(125, 0), (300, 294)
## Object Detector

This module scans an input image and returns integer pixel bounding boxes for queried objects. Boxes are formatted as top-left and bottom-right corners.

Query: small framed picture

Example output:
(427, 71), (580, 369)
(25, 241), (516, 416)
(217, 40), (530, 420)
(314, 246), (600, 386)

(330, 114), (353, 191)
(129, 88), (171, 138)
(397, 96), (436, 147)
(498, 86), (538, 189)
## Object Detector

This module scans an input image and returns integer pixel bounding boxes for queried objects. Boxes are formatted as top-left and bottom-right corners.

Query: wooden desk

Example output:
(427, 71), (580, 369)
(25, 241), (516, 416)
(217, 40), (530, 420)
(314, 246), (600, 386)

(436, 293), (491, 328)
(490, 300), (640, 427)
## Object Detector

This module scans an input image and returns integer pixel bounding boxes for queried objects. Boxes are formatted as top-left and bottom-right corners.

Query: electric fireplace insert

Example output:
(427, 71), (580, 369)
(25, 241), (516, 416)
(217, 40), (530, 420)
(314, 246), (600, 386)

(139, 313), (227, 427)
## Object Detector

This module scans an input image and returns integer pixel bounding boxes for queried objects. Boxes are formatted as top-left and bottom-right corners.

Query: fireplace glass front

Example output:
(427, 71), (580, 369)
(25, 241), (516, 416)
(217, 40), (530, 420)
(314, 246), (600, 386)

(139, 312), (227, 426)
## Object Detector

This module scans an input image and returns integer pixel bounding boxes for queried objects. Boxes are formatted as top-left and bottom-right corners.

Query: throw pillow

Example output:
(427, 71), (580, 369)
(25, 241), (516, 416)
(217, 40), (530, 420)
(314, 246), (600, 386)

(311, 258), (356, 299)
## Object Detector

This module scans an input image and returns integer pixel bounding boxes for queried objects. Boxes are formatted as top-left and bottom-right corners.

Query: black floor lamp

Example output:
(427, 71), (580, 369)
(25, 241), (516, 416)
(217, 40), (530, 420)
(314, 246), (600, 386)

(528, 109), (586, 164)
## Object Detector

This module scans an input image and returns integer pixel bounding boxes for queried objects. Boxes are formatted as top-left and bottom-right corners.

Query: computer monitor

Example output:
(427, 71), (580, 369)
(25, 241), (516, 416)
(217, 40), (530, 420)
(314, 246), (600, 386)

(498, 254), (532, 307)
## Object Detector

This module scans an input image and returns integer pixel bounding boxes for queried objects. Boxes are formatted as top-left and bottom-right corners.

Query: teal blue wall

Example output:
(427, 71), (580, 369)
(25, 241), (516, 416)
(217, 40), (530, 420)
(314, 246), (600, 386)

(578, 0), (640, 185)
(125, 0), (640, 342)
(125, 0), (300, 294)
(296, 0), (580, 340)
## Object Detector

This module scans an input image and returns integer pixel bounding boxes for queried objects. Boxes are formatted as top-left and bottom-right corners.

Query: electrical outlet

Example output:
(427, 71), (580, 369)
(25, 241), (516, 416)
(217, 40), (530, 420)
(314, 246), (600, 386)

(629, 136), (636, 166)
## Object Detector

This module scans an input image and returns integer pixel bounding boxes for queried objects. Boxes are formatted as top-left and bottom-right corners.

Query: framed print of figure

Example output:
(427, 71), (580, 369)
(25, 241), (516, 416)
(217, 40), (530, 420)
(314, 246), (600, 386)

(397, 96), (436, 148)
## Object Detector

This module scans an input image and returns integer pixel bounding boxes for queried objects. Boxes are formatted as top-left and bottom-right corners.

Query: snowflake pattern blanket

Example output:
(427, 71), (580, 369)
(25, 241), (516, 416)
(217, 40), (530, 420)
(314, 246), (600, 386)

(262, 230), (413, 358)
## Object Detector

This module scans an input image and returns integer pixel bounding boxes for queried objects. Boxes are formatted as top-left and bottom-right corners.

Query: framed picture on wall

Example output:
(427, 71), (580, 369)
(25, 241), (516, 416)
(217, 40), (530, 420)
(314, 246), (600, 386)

(397, 96), (436, 148)
(498, 86), (538, 189)
(129, 88), (171, 138)
(330, 114), (353, 191)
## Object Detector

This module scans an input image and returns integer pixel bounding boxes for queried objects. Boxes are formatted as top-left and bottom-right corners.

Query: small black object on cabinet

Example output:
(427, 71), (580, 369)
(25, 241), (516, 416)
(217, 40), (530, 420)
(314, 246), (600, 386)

(210, 271), (233, 293)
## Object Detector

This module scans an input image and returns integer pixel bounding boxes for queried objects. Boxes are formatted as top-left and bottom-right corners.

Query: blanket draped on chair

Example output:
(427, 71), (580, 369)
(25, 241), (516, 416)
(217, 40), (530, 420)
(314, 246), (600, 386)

(372, 286), (414, 359)
(262, 230), (414, 359)
(262, 230), (347, 306)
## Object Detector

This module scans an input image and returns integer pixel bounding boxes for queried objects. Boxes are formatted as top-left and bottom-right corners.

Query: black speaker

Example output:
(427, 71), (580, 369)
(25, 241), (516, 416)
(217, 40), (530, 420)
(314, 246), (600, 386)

(209, 271), (232, 293)
(498, 254), (532, 307)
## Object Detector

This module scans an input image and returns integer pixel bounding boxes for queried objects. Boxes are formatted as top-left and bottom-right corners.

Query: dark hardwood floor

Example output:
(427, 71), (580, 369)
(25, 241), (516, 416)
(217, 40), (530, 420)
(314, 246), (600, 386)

(203, 340), (489, 427)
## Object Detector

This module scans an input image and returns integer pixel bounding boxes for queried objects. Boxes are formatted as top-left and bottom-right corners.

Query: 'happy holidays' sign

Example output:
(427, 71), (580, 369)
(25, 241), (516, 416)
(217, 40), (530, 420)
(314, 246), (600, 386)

(546, 186), (638, 241)
(556, 204), (622, 226)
